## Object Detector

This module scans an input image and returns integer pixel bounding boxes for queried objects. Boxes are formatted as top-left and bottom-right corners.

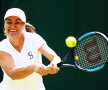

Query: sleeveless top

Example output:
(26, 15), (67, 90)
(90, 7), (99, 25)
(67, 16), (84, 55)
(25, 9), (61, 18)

(0, 32), (46, 90)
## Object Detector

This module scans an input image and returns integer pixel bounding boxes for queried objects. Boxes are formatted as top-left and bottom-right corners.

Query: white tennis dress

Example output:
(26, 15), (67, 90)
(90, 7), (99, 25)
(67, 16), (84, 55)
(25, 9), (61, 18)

(0, 32), (46, 90)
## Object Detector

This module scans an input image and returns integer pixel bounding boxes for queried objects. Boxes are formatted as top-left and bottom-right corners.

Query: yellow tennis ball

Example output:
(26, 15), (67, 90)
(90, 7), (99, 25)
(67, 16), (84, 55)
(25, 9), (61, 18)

(75, 55), (79, 61)
(65, 36), (77, 48)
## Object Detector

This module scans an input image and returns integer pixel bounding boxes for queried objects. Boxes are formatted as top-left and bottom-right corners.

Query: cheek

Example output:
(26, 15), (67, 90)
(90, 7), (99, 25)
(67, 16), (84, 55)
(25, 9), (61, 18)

(4, 24), (9, 30)
(19, 26), (25, 31)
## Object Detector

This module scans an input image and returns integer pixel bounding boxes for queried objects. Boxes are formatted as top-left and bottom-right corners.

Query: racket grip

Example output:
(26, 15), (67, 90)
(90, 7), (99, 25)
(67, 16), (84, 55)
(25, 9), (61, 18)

(57, 62), (63, 67)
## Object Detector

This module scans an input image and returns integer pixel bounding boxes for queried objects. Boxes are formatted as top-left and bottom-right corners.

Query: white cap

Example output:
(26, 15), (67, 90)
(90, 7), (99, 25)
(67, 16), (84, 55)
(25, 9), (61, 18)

(4, 8), (26, 22)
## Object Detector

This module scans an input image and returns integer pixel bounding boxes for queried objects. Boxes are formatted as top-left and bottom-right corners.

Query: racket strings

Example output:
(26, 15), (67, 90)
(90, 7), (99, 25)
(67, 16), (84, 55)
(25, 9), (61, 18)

(75, 34), (108, 70)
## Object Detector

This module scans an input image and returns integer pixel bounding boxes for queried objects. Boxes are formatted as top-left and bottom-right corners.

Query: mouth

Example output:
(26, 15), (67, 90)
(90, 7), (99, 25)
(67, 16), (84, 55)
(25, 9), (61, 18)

(9, 29), (17, 32)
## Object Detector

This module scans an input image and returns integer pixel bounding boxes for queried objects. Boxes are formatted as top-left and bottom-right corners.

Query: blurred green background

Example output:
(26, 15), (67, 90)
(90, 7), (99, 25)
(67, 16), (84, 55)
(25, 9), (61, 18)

(0, 0), (108, 90)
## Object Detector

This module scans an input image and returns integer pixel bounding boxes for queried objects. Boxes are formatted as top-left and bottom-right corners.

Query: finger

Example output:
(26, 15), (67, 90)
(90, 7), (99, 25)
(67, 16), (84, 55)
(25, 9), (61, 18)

(47, 64), (59, 74)
(39, 67), (48, 76)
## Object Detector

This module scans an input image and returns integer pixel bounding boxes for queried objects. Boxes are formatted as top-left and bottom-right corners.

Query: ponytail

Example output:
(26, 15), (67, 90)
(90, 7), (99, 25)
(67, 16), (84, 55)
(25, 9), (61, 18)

(25, 23), (36, 33)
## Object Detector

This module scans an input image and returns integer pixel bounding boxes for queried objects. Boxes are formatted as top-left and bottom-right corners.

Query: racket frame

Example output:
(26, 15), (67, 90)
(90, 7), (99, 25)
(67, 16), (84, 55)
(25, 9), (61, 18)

(57, 31), (108, 72)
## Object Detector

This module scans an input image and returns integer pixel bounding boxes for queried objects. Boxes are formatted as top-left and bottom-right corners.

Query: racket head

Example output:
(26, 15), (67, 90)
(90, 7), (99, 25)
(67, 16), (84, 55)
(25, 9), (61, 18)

(74, 31), (108, 72)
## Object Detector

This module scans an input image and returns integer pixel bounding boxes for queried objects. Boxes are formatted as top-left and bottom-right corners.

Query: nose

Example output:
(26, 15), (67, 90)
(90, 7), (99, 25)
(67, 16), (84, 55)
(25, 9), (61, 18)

(10, 24), (16, 29)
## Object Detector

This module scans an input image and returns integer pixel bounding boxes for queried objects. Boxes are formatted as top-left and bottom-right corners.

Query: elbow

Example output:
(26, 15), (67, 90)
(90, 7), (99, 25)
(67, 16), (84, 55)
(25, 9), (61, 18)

(9, 74), (17, 80)
(8, 72), (21, 80)
(8, 73), (28, 80)
(9, 75), (22, 80)
(11, 77), (16, 80)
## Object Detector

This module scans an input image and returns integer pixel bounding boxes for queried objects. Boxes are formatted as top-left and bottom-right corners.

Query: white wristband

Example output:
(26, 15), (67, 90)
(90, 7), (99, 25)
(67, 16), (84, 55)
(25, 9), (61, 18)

(51, 56), (61, 65)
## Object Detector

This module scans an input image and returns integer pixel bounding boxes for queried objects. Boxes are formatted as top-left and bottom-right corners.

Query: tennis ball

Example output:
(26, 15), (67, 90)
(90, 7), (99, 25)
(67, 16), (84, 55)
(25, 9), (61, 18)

(65, 36), (77, 48)
(75, 55), (79, 61)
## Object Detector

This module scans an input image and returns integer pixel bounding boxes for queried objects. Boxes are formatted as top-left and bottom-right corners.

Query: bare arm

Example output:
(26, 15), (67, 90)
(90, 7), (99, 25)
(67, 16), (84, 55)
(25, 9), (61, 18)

(38, 44), (61, 74)
(39, 44), (61, 62)
(0, 44), (61, 79)
(0, 51), (45, 80)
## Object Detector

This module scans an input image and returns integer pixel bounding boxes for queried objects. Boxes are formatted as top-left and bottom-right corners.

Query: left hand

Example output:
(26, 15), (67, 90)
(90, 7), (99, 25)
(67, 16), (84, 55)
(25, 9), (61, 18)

(46, 63), (60, 74)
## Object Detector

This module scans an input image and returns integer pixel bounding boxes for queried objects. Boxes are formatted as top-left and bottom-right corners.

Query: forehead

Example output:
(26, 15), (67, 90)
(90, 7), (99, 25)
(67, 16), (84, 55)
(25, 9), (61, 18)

(5, 16), (22, 22)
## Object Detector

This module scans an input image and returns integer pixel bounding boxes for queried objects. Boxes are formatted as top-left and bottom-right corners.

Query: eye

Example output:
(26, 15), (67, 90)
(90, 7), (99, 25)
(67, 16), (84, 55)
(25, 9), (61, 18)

(6, 22), (12, 25)
(15, 22), (21, 25)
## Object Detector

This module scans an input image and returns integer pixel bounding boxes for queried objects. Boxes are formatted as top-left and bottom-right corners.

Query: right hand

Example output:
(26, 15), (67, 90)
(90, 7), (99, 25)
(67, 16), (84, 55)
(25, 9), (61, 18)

(34, 63), (48, 76)
(45, 63), (60, 75)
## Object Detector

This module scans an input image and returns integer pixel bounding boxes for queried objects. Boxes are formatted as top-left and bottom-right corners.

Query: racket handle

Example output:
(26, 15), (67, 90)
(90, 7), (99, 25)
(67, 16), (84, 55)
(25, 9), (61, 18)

(57, 62), (63, 67)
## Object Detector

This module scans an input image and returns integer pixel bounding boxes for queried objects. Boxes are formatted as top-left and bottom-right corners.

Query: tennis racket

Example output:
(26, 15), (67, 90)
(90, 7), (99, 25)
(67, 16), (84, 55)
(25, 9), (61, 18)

(57, 31), (108, 72)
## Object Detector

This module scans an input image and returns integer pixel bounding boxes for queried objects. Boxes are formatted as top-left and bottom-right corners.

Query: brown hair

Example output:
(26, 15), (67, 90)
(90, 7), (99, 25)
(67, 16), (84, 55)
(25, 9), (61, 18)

(25, 23), (36, 33)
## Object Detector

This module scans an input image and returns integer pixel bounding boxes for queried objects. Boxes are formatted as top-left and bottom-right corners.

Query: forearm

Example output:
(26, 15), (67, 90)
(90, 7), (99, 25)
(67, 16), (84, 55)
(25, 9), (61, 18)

(9, 64), (35, 80)
(39, 44), (61, 63)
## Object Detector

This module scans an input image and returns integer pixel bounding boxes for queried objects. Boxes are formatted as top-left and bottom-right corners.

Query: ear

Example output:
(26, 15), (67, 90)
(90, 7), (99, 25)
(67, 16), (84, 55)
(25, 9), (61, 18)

(3, 28), (6, 36)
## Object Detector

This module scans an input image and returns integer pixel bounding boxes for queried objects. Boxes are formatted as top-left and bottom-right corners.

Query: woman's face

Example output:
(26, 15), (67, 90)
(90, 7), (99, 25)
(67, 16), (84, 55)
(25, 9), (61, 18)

(4, 16), (25, 39)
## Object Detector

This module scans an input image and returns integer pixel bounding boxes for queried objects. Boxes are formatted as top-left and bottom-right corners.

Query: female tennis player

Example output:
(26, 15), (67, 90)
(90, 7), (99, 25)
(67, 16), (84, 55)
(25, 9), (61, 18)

(0, 8), (61, 90)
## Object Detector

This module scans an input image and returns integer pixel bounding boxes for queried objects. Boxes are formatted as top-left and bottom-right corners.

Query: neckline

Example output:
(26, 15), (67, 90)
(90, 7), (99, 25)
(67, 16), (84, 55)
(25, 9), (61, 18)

(7, 34), (26, 54)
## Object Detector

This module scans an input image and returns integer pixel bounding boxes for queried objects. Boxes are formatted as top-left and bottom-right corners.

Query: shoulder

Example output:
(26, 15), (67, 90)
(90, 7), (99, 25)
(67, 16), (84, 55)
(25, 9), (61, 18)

(24, 31), (41, 37)
(0, 51), (11, 59)
(24, 32), (47, 49)
(0, 49), (12, 66)
(24, 32), (46, 42)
